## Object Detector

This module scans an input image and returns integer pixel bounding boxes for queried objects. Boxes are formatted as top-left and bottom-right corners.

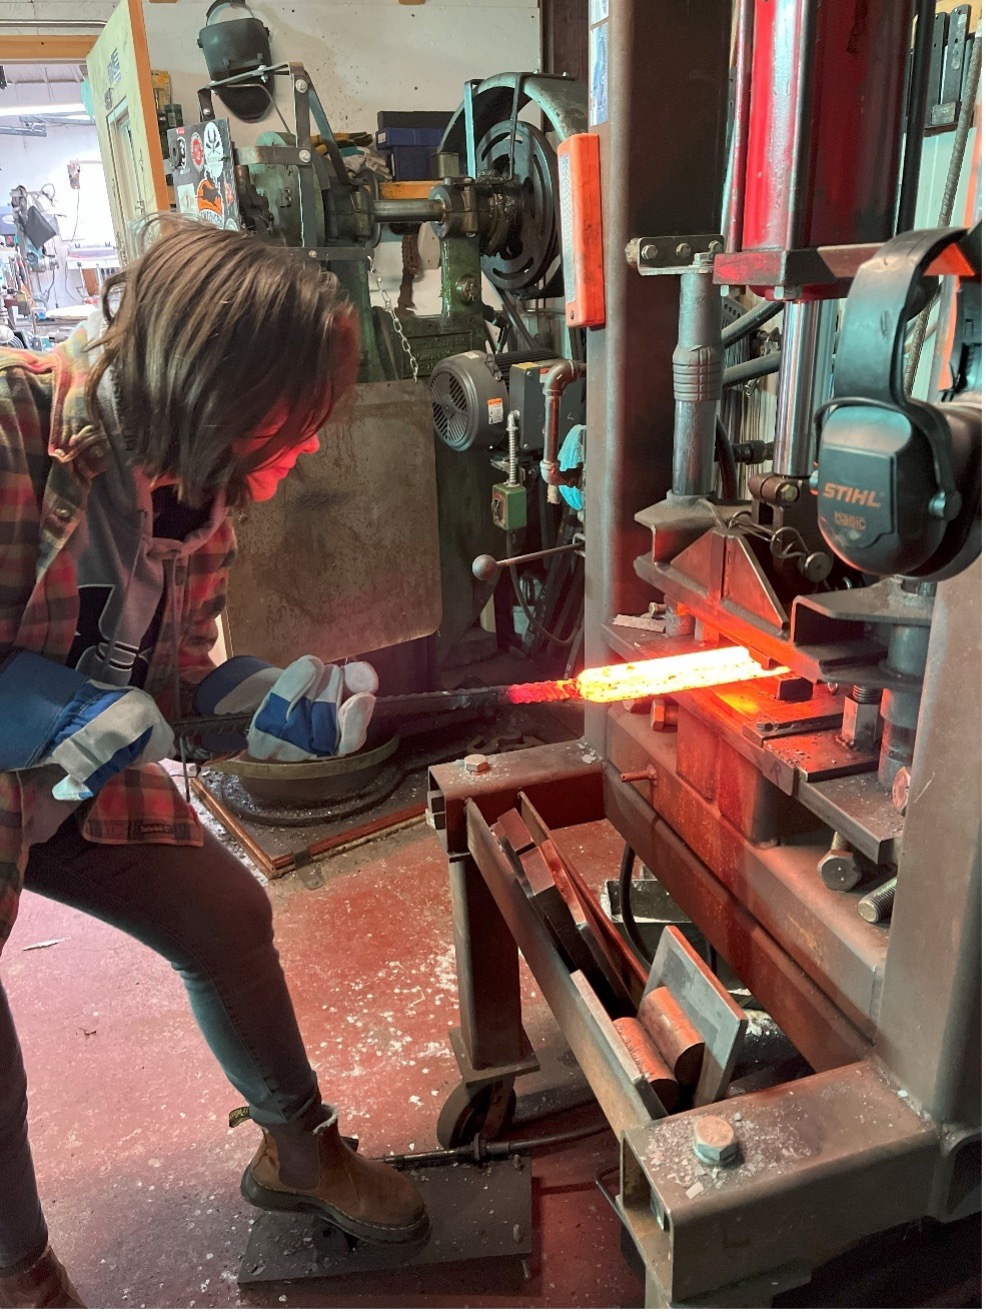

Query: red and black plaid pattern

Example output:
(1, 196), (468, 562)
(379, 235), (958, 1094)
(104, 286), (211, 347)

(0, 332), (236, 953)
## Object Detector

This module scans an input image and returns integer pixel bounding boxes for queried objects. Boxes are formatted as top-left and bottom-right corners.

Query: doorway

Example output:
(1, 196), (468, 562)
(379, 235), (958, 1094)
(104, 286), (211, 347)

(0, 56), (117, 349)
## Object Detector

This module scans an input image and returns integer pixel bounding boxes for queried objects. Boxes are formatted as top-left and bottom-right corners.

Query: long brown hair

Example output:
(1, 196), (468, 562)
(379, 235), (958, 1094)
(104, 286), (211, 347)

(85, 218), (358, 506)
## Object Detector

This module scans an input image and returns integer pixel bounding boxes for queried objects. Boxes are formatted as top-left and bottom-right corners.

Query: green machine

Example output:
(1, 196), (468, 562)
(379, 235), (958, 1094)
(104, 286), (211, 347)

(195, 64), (587, 384)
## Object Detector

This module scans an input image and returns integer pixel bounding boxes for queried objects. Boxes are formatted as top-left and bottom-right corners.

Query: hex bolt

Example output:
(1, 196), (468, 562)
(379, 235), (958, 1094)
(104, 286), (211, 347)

(817, 831), (864, 891)
(892, 767), (911, 815)
(859, 876), (897, 924)
(777, 481), (800, 504)
(708, 240), (724, 254)
(692, 1115), (740, 1166)
(640, 242), (659, 262)
(463, 753), (491, 775)
(675, 242), (693, 260)
(651, 700), (679, 733)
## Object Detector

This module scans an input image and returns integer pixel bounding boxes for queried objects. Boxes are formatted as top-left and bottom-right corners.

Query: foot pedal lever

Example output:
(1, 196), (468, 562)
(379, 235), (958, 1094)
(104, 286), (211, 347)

(238, 1157), (533, 1286)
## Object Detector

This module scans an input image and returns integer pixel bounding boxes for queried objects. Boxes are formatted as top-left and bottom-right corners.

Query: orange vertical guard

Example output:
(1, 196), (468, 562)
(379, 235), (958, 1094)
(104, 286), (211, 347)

(557, 133), (605, 328)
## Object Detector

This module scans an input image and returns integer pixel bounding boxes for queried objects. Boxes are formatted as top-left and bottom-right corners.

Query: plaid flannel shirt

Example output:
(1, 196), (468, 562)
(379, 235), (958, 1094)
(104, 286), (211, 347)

(0, 327), (236, 956)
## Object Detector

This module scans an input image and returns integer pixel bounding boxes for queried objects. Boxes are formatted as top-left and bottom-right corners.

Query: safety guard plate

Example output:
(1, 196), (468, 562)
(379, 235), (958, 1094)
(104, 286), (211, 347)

(238, 1156), (532, 1285)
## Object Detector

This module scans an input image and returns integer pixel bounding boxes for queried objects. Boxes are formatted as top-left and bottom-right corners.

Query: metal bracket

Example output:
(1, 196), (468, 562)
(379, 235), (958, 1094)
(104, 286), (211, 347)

(626, 234), (724, 275)
(643, 926), (747, 1105)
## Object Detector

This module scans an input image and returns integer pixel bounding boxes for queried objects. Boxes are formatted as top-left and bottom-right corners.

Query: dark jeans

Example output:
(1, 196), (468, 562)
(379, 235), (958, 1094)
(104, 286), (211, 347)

(0, 820), (322, 1268)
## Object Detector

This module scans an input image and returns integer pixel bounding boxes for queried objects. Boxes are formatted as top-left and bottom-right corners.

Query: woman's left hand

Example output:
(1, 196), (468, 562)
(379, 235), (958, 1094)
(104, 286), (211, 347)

(246, 656), (377, 760)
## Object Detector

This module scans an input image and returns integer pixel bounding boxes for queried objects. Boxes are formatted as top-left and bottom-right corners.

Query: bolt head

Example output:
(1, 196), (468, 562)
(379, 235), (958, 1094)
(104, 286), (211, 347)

(295, 78), (309, 93)
(464, 753), (491, 775)
(802, 551), (833, 583)
(892, 767), (911, 815)
(299, 148), (312, 163)
(693, 1115), (739, 1166)
(708, 240), (724, 254)
(818, 848), (863, 891)
(651, 699), (678, 732)
(675, 242), (693, 259)
(778, 481), (800, 504)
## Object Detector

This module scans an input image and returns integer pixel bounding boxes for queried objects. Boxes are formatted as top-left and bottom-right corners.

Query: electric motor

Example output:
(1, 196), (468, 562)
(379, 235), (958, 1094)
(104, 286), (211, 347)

(430, 350), (510, 451)
(431, 349), (586, 453)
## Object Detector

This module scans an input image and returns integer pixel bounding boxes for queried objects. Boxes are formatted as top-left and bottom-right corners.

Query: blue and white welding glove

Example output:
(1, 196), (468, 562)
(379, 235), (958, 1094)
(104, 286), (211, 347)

(0, 650), (175, 802)
(246, 655), (378, 761)
(193, 655), (284, 754)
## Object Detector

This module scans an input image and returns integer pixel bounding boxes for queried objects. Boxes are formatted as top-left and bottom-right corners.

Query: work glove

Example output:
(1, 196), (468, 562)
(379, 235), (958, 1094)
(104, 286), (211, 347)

(193, 655), (284, 754)
(0, 650), (175, 802)
(246, 656), (378, 761)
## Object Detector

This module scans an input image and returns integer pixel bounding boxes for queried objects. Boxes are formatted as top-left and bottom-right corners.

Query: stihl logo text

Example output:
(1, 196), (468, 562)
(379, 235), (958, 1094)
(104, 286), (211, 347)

(822, 483), (881, 508)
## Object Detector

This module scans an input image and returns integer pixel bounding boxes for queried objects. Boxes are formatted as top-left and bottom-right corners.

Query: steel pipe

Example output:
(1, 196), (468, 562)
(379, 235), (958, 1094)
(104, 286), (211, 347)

(541, 360), (586, 505)
(723, 0), (755, 253)
(372, 197), (445, 223)
(772, 301), (837, 479)
(809, 298), (839, 421)
(879, 623), (932, 790)
(671, 257), (724, 497)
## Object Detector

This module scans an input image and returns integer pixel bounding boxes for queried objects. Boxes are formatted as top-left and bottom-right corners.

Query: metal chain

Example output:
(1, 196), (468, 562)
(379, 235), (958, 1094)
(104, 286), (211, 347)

(367, 254), (420, 382)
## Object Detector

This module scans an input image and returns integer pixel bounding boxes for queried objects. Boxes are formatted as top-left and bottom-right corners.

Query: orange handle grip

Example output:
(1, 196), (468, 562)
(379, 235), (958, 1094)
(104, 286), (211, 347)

(557, 133), (605, 328)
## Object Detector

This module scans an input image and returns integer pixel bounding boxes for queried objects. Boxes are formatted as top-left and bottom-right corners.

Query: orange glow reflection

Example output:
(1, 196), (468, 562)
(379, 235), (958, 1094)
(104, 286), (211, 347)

(504, 646), (787, 706)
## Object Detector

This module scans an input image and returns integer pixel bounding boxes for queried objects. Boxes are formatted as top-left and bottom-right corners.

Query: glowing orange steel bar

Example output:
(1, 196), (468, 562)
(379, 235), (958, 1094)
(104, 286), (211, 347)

(503, 646), (787, 706)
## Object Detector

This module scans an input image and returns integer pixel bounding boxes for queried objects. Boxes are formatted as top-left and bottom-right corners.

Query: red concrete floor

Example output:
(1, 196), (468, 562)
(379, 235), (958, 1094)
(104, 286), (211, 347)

(3, 818), (645, 1310)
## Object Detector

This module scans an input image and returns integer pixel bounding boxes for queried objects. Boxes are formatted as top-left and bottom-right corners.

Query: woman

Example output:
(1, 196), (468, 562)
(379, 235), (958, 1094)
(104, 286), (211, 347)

(0, 221), (427, 1309)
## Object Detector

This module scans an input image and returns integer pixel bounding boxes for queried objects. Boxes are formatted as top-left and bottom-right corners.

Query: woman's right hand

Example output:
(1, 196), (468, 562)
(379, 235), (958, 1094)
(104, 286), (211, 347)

(0, 650), (175, 800)
(48, 683), (176, 801)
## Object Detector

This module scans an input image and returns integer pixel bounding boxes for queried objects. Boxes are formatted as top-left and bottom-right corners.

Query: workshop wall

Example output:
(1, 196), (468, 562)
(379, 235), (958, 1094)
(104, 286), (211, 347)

(139, 0), (540, 144)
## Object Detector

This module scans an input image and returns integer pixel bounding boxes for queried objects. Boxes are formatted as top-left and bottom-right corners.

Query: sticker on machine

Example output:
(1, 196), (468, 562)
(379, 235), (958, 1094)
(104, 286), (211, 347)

(589, 21), (609, 127)
(190, 133), (205, 172)
(203, 120), (226, 182)
(176, 183), (198, 218)
(487, 398), (505, 425)
(195, 176), (225, 227)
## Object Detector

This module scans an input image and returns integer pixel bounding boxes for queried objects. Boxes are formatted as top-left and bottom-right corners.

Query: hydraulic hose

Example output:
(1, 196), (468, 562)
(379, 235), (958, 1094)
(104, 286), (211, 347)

(723, 352), (780, 389)
(721, 299), (783, 350)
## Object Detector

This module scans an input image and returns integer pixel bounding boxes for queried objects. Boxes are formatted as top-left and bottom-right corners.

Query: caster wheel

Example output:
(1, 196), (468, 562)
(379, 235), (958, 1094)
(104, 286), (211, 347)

(436, 1080), (517, 1149)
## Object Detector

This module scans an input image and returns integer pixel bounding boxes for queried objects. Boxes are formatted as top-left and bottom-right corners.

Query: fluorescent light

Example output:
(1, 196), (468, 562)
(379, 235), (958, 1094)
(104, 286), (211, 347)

(0, 102), (88, 119)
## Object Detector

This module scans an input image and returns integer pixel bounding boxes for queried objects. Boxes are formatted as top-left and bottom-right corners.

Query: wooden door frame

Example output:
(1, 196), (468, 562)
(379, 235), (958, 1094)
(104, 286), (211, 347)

(0, 36), (98, 61)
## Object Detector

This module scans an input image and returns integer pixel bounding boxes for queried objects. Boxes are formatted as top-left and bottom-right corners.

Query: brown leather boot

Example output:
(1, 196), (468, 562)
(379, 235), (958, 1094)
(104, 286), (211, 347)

(240, 1106), (428, 1246)
(0, 1247), (84, 1309)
